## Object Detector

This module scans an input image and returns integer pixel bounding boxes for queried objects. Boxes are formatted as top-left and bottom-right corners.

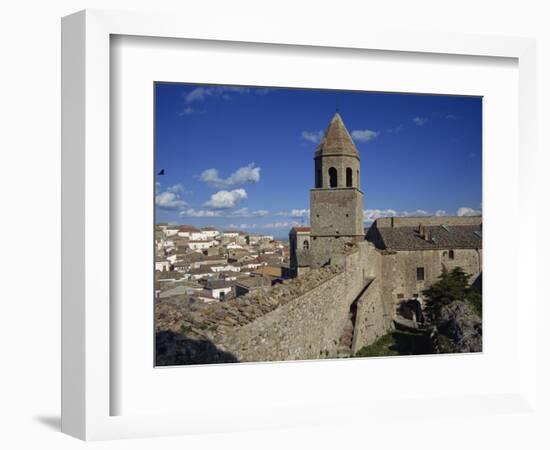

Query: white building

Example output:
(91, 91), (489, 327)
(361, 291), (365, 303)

(163, 226), (179, 237)
(177, 225), (203, 239)
(201, 227), (220, 239)
(166, 254), (178, 264)
(188, 240), (215, 251)
(205, 280), (234, 300)
(155, 260), (171, 272)
(210, 264), (240, 273)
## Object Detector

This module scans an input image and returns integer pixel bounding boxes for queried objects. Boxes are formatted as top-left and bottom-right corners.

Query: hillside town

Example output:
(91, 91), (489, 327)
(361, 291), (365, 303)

(155, 224), (291, 304)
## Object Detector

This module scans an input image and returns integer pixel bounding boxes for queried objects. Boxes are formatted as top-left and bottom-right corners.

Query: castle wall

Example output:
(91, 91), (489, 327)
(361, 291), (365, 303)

(211, 242), (389, 362)
(350, 243), (393, 353)
(351, 277), (392, 354)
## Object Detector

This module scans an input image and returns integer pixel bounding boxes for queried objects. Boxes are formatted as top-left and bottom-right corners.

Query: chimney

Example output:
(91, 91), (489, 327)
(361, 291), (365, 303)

(390, 217), (395, 228)
(424, 229), (431, 241)
(418, 223), (424, 237)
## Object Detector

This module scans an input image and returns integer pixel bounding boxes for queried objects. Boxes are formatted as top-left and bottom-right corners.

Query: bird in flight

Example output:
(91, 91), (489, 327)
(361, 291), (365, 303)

(158, 169), (165, 175)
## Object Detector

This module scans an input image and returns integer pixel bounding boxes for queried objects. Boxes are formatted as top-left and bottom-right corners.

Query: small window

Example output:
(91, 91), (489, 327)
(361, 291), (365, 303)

(346, 167), (353, 187)
(416, 267), (425, 281)
(328, 167), (338, 188)
(449, 250), (455, 260)
(303, 240), (309, 250)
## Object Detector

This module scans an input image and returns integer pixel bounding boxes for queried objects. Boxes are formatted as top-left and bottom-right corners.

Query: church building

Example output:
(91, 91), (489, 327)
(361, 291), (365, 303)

(289, 112), (482, 326)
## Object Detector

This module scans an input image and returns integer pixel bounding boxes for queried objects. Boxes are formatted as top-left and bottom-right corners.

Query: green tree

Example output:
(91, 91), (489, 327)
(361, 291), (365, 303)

(422, 267), (482, 319)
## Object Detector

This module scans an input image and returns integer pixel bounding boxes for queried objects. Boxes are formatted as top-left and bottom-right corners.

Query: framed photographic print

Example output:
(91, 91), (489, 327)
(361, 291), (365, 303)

(153, 83), (483, 367)
(62, 9), (538, 441)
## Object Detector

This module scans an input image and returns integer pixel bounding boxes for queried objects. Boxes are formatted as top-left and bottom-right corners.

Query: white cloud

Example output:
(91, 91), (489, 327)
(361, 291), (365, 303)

(351, 129), (380, 142)
(155, 184), (188, 210)
(402, 209), (430, 217)
(166, 184), (185, 193)
(276, 208), (310, 217)
(289, 209), (310, 218)
(413, 116), (428, 126)
(262, 221), (302, 229)
(228, 223), (257, 230)
(179, 207), (268, 218)
(457, 207), (481, 216)
(198, 168), (221, 186)
(198, 163), (261, 188)
(301, 130), (324, 144)
(227, 220), (303, 230)
(230, 208), (269, 217)
(363, 209), (398, 222)
(204, 189), (248, 209)
(363, 208), (453, 223)
(184, 86), (251, 103)
(179, 209), (221, 217)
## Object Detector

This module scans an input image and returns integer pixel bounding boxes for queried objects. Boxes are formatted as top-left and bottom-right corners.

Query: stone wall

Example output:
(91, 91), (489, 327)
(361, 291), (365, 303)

(351, 277), (392, 354)
(379, 248), (482, 311)
(213, 243), (374, 362)
(349, 242), (393, 353)
(310, 187), (364, 267)
(156, 241), (392, 365)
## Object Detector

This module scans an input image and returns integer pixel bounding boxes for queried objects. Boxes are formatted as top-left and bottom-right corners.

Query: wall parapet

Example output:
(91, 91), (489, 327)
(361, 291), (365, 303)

(156, 265), (343, 336)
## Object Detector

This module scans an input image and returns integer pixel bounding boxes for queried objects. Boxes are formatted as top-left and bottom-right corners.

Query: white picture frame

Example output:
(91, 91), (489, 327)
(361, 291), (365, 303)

(61, 9), (537, 441)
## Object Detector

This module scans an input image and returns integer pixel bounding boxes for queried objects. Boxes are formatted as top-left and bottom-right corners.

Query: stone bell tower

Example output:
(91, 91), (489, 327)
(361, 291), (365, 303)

(310, 112), (364, 267)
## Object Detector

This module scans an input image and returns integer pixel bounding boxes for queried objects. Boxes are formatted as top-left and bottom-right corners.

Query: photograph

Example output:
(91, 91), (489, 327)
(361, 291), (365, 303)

(154, 83), (483, 366)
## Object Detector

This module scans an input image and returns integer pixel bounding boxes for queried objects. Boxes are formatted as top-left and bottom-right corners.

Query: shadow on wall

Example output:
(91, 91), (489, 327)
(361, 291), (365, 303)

(155, 331), (239, 366)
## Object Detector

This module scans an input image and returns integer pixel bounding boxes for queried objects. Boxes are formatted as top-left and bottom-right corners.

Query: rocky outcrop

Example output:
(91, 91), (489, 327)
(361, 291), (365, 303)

(433, 301), (482, 353)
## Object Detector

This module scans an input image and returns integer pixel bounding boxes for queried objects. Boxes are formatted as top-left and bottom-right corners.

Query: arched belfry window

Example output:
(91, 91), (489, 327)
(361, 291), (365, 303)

(328, 167), (338, 188)
(303, 240), (309, 250)
(346, 168), (353, 187)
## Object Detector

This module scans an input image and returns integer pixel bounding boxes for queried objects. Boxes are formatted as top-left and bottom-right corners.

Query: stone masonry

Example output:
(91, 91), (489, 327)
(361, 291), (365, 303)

(156, 242), (391, 364)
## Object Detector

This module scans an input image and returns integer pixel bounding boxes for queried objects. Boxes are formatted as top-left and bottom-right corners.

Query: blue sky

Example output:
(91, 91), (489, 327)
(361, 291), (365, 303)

(155, 83), (482, 238)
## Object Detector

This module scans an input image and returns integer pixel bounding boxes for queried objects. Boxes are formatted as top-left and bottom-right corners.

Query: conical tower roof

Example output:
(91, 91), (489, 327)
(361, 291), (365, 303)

(315, 112), (359, 159)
